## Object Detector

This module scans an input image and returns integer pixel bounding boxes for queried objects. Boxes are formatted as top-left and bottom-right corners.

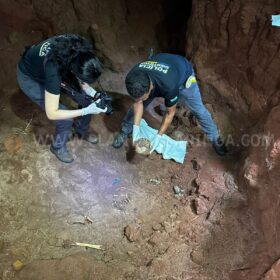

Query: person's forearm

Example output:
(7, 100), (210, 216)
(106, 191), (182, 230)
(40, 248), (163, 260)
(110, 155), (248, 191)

(46, 108), (84, 120)
(133, 102), (144, 126)
(45, 91), (85, 120)
(158, 111), (176, 135)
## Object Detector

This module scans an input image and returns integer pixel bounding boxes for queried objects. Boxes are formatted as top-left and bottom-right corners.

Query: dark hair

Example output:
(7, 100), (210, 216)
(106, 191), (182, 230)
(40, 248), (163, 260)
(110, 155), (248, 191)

(125, 70), (150, 99)
(45, 34), (102, 90)
(70, 51), (102, 84)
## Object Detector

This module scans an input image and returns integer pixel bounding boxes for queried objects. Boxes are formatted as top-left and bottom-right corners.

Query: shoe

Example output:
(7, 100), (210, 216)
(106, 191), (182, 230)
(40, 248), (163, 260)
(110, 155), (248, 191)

(50, 145), (74, 163)
(76, 132), (99, 144)
(112, 132), (127, 149)
(212, 137), (227, 156)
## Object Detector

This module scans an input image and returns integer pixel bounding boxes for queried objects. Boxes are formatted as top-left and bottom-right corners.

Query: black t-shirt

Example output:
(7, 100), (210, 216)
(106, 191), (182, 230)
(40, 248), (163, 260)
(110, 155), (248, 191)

(18, 37), (61, 95)
(129, 53), (193, 107)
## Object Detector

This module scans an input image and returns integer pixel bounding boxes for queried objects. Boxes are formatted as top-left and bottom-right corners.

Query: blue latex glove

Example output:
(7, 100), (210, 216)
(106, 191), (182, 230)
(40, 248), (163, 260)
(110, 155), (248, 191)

(150, 134), (162, 154)
(132, 125), (141, 143)
(272, 15), (280, 26)
(81, 101), (107, 116)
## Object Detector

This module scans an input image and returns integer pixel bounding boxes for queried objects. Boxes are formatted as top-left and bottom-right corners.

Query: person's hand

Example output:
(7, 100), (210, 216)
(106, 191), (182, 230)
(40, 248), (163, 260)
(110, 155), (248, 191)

(132, 125), (141, 143)
(150, 134), (162, 153)
(81, 101), (107, 116)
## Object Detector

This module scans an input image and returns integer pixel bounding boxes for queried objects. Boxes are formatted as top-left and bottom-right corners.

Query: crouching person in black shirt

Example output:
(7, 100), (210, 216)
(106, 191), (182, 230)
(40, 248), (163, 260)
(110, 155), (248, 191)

(112, 53), (227, 156)
(17, 34), (107, 163)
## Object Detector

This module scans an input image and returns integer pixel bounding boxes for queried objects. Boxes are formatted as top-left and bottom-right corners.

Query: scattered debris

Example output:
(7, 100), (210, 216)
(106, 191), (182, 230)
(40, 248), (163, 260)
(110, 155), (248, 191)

(112, 177), (121, 186)
(149, 178), (161, 185)
(12, 260), (24, 271)
(67, 214), (94, 225)
(62, 239), (104, 250)
(84, 216), (93, 224)
(173, 185), (185, 196)
(124, 223), (141, 242)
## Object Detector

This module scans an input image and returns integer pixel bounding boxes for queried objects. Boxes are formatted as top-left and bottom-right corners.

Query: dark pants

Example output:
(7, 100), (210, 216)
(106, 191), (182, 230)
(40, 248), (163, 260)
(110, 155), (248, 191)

(16, 67), (91, 149)
(121, 69), (219, 142)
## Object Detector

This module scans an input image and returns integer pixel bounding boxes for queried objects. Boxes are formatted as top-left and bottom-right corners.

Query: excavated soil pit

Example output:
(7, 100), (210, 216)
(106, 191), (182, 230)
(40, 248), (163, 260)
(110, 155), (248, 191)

(0, 89), (259, 280)
(0, 0), (280, 279)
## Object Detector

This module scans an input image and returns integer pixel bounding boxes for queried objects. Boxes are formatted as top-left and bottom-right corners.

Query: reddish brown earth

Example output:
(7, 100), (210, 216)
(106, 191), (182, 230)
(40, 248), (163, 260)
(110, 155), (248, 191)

(0, 88), (254, 280)
(187, 1), (280, 279)
(0, 0), (280, 279)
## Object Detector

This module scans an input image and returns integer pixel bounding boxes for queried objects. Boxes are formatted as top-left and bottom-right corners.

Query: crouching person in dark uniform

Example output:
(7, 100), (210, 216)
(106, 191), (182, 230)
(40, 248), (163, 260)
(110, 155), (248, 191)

(17, 34), (107, 163)
(112, 53), (227, 156)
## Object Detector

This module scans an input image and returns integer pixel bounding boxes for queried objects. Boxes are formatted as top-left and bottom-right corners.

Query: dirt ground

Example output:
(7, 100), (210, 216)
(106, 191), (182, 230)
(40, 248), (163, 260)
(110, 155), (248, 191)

(0, 87), (259, 280)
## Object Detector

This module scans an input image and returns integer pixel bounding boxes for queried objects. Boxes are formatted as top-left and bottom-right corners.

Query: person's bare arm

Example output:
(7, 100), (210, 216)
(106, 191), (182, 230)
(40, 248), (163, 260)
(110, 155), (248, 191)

(133, 101), (144, 126)
(157, 104), (177, 135)
(45, 91), (83, 120)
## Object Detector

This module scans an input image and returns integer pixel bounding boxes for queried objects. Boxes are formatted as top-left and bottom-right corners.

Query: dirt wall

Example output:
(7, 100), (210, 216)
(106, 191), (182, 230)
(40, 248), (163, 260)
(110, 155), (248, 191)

(186, 0), (280, 122)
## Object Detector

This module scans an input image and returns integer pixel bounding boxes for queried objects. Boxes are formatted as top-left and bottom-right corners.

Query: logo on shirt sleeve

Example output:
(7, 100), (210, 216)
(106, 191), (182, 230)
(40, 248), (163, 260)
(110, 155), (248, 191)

(170, 96), (178, 102)
(39, 42), (51, 57)
(139, 61), (170, 74)
(185, 75), (197, 88)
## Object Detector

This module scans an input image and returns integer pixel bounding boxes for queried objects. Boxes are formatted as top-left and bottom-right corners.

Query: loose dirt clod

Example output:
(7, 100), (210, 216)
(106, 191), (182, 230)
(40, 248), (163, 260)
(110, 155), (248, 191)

(124, 224), (141, 242)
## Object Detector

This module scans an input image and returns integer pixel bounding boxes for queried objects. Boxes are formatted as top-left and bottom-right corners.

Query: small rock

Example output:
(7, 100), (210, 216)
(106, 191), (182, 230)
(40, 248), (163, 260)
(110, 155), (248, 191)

(152, 224), (163, 231)
(12, 260), (23, 271)
(161, 221), (173, 233)
(135, 218), (143, 224)
(190, 249), (208, 265)
(127, 251), (133, 256)
(169, 213), (177, 220)
(193, 197), (209, 215)
(124, 224), (141, 242)
(148, 231), (162, 247)
(149, 178), (161, 185)
(173, 186), (184, 195)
